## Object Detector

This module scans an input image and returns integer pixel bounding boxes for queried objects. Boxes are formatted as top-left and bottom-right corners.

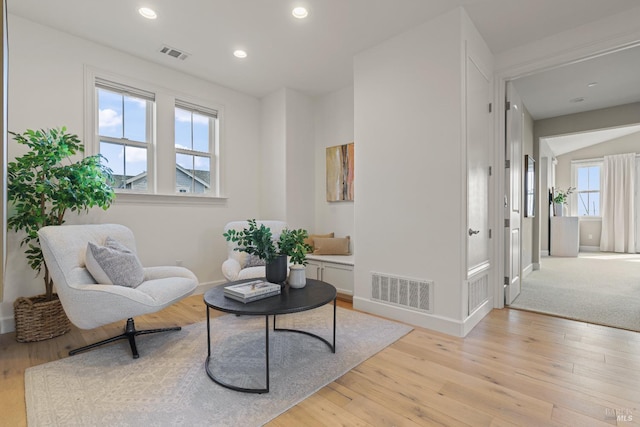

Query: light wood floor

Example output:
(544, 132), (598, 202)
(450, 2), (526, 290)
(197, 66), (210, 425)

(2, 295), (639, 426)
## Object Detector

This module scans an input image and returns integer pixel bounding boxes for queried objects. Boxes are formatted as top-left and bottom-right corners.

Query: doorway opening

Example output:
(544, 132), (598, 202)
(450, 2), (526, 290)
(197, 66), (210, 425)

(500, 44), (640, 332)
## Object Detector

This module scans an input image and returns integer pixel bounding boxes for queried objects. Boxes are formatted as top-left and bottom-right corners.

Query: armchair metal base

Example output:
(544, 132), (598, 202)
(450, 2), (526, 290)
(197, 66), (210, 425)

(69, 318), (181, 359)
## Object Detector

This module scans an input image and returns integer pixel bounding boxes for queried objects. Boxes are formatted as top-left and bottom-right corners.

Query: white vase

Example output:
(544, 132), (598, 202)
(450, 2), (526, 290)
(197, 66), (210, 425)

(288, 265), (306, 288)
(554, 203), (564, 217)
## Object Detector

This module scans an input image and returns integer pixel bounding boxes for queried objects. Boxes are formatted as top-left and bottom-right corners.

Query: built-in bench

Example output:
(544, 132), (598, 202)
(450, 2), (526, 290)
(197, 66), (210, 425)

(305, 254), (354, 301)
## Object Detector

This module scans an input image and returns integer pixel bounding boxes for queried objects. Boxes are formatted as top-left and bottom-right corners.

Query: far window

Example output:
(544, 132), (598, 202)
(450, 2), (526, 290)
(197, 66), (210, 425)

(174, 101), (217, 194)
(574, 163), (601, 216)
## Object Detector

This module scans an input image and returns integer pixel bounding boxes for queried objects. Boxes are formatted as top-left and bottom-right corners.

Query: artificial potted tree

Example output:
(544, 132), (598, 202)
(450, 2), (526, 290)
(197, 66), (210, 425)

(8, 127), (115, 342)
(223, 219), (311, 285)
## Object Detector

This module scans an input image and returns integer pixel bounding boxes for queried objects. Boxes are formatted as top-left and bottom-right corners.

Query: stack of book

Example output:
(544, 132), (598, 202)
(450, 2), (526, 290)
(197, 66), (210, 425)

(223, 280), (281, 303)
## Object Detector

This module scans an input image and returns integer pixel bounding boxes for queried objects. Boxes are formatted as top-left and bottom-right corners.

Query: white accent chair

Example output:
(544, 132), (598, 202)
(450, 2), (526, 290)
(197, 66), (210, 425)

(222, 220), (288, 281)
(38, 224), (198, 358)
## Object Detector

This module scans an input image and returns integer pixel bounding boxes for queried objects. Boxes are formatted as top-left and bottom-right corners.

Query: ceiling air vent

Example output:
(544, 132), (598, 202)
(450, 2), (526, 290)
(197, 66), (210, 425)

(159, 45), (189, 60)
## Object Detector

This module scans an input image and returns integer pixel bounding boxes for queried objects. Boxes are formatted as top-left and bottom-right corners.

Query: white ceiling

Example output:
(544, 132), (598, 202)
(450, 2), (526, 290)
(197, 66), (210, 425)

(7, 0), (640, 158)
(7, 0), (640, 100)
(512, 45), (640, 120)
(542, 125), (640, 157)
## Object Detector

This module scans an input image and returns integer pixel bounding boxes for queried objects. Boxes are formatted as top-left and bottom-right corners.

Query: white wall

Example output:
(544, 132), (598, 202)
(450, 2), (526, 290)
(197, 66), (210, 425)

(354, 8), (468, 334)
(1, 15), (263, 332)
(555, 131), (640, 248)
(313, 86), (355, 246)
(260, 89), (287, 220)
(260, 87), (316, 230)
(285, 88), (315, 231)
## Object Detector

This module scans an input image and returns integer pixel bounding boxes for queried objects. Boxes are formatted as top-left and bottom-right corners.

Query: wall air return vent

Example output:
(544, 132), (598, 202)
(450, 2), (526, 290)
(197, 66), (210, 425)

(371, 272), (433, 313)
(159, 45), (189, 60)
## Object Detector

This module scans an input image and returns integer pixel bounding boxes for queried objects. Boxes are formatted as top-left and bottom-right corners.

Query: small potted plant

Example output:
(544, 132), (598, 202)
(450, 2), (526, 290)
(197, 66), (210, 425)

(278, 228), (312, 288)
(8, 127), (115, 342)
(223, 219), (311, 285)
(553, 186), (575, 217)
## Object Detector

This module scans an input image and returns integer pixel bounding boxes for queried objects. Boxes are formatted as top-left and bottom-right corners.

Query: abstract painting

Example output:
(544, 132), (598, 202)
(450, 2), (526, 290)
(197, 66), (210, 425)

(326, 142), (354, 202)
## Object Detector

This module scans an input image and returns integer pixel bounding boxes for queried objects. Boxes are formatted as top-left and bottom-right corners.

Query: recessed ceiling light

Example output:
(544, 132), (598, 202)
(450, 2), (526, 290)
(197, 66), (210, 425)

(233, 50), (248, 59)
(587, 82), (598, 87)
(570, 97), (585, 103)
(138, 7), (157, 19)
(292, 7), (308, 19)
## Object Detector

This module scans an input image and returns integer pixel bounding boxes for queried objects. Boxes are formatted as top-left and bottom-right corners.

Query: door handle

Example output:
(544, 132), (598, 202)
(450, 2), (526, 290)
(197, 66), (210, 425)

(468, 228), (480, 236)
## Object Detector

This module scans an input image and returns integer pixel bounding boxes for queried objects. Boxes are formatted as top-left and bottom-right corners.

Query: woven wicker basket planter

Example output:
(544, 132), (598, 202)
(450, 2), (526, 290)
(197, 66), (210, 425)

(14, 294), (71, 342)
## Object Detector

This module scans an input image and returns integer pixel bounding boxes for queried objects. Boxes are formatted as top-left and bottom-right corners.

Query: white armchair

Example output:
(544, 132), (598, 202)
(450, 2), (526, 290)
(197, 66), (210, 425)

(222, 220), (288, 281)
(38, 223), (198, 358)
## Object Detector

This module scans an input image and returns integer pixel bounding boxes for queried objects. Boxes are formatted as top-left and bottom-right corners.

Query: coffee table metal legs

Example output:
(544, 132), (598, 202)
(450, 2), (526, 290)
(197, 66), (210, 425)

(273, 298), (336, 353)
(205, 310), (269, 394)
(205, 299), (336, 394)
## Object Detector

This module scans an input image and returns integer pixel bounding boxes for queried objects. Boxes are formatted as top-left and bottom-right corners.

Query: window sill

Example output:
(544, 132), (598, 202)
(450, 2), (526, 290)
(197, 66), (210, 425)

(577, 216), (601, 221)
(114, 191), (228, 206)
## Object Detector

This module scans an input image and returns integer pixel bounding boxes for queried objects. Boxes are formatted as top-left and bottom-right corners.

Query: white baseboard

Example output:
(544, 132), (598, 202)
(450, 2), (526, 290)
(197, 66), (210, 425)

(1, 315), (15, 335)
(580, 245), (600, 252)
(540, 250), (549, 257)
(463, 299), (493, 336)
(353, 296), (492, 337)
(523, 263), (533, 278)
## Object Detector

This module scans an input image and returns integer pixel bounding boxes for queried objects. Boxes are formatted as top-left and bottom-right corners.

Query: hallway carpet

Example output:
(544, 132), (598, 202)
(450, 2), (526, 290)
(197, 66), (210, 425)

(511, 253), (640, 332)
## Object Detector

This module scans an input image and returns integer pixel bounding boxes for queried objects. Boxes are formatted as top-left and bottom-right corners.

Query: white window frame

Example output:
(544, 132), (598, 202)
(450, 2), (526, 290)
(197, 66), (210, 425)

(84, 67), (226, 204)
(174, 100), (219, 195)
(570, 159), (602, 218)
(95, 78), (155, 192)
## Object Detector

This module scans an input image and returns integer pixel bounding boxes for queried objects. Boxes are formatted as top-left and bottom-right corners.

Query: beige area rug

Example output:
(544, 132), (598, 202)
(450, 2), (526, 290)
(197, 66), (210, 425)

(25, 305), (412, 426)
(511, 252), (640, 331)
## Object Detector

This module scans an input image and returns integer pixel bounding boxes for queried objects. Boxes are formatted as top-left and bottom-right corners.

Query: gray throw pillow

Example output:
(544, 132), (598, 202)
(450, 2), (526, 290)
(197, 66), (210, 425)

(85, 236), (145, 288)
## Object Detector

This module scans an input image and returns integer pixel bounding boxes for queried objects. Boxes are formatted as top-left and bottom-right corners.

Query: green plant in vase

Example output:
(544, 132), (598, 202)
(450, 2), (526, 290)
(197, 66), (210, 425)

(223, 219), (312, 285)
(278, 228), (312, 266)
(223, 219), (279, 263)
(553, 186), (575, 205)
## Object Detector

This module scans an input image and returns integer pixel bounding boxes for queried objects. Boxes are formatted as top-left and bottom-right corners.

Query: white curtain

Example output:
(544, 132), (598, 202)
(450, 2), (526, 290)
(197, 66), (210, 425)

(600, 153), (636, 253)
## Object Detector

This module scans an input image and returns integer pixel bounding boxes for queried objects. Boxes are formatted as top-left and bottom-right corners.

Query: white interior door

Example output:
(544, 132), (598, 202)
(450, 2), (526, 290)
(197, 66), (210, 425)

(467, 57), (492, 275)
(505, 82), (523, 304)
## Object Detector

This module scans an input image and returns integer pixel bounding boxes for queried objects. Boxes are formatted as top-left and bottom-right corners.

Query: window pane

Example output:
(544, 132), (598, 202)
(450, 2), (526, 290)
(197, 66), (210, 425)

(98, 89), (122, 138)
(578, 193), (588, 216)
(100, 141), (124, 187)
(194, 156), (211, 192)
(125, 146), (147, 176)
(575, 164), (602, 216)
(589, 166), (600, 191)
(176, 153), (193, 193)
(590, 192), (600, 216)
(175, 108), (192, 149)
(577, 191), (600, 216)
(122, 146), (147, 191)
(577, 167), (588, 191)
(192, 113), (210, 153)
(123, 95), (147, 142)
(176, 154), (211, 193)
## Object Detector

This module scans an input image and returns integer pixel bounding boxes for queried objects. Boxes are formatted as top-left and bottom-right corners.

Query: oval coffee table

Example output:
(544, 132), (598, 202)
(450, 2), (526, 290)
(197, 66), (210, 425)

(203, 278), (337, 393)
